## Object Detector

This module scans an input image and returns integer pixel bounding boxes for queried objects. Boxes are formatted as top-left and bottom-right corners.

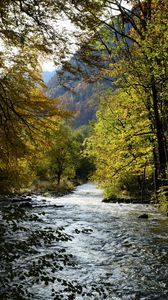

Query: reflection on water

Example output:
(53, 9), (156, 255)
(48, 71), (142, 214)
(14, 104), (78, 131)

(0, 183), (168, 299)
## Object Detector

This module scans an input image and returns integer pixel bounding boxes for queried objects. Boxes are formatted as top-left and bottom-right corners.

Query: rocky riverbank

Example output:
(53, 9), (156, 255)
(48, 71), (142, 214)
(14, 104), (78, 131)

(0, 186), (74, 204)
(102, 197), (152, 204)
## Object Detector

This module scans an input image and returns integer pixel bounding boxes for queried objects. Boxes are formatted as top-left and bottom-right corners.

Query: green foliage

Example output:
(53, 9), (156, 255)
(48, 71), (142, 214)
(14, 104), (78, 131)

(31, 121), (83, 189)
(0, 47), (69, 192)
(48, 122), (79, 184)
(85, 88), (154, 198)
(0, 0), (80, 192)
(157, 186), (168, 214)
(73, 125), (96, 182)
(0, 159), (35, 193)
(1, 0), (167, 198)
(72, 0), (168, 199)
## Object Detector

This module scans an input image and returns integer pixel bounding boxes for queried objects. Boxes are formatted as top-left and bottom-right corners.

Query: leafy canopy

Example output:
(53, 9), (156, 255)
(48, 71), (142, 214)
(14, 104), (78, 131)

(85, 87), (154, 197)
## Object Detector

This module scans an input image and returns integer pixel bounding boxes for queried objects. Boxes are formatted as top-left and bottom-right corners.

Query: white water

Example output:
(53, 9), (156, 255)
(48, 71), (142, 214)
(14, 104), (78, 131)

(1, 183), (168, 299)
(31, 183), (168, 299)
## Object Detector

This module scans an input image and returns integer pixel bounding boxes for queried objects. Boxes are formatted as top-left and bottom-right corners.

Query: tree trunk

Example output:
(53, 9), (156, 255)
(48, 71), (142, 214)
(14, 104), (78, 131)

(153, 146), (159, 197)
(151, 79), (167, 182)
(57, 169), (62, 185)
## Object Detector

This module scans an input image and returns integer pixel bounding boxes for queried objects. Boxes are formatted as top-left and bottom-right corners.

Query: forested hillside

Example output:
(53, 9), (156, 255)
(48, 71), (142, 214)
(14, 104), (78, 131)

(46, 67), (112, 127)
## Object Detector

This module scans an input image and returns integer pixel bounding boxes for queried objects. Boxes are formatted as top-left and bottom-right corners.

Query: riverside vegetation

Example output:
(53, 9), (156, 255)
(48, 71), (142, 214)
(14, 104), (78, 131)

(0, 1), (168, 299)
(0, 1), (167, 211)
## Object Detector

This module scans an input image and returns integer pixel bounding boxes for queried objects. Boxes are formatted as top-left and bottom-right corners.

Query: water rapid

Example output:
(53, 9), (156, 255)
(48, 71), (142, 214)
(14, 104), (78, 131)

(0, 183), (168, 299)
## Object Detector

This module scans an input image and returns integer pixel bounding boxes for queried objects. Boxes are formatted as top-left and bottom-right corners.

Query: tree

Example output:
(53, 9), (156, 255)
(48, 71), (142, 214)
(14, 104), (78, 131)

(0, 46), (68, 191)
(73, 125), (96, 182)
(0, 0), (71, 53)
(0, 0), (82, 190)
(0, 0), (92, 191)
(35, 121), (80, 186)
(1, 0), (167, 194)
(31, 123), (94, 190)
(63, 0), (168, 191)
(49, 123), (78, 185)
(85, 87), (154, 198)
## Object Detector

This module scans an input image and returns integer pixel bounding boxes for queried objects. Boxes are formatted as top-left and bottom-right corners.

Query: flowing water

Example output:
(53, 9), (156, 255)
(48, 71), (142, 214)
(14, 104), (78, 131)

(0, 183), (168, 299)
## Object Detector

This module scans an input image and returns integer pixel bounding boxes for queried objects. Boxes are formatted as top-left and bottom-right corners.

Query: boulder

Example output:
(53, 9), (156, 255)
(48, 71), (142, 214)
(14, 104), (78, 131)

(138, 213), (148, 219)
(19, 202), (32, 209)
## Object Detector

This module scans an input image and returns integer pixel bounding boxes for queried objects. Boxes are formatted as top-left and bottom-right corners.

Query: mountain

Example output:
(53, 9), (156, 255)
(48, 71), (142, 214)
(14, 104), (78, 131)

(45, 22), (130, 126)
(46, 70), (111, 127)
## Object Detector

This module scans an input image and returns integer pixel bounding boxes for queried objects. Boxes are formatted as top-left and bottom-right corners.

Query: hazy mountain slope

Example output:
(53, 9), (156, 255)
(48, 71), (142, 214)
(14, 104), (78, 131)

(46, 71), (111, 127)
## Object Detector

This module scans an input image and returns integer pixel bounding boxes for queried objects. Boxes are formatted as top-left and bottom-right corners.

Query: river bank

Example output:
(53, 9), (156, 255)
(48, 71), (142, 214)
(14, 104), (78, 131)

(0, 181), (76, 204)
(102, 196), (152, 204)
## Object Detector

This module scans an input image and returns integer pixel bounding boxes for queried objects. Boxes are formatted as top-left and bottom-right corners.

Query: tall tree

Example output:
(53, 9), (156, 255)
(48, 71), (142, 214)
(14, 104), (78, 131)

(0, 46), (68, 191)
(47, 122), (80, 185)
(0, 0), (82, 190)
(0, 47), (65, 158)
(64, 0), (168, 189)
(85, 87), (153, 198)
(0, 0), (167, 193)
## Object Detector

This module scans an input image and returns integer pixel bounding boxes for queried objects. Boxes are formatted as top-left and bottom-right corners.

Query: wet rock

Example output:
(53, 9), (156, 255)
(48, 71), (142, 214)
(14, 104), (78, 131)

(24, 197), (32, 201)
(152, 218), (158, 222)
(102, 197), (118, 203)
(19, 202), (32, 209)
(24, 192), (34, 197)
(81, 228), (93, 234)
(102, 197), (151, 204)
(138, 213), (148, 219)
(48, 204), (64, 208)
(34, 204), (64, 209)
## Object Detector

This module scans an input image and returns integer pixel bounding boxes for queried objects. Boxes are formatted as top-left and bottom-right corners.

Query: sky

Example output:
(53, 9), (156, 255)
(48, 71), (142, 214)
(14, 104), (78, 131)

(42, 60), (56, 72)
(42, 0), (132, 72)
(42, 18), (77, 72)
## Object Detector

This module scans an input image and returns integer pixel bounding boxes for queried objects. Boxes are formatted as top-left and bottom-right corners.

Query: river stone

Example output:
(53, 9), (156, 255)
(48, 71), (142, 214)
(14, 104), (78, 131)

(138, 213), (148, 219)
(19, 202), (32, 208)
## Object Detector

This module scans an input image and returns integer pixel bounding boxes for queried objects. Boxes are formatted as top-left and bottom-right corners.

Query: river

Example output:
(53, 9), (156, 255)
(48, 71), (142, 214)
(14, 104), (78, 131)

(0, 183), (168, 299)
